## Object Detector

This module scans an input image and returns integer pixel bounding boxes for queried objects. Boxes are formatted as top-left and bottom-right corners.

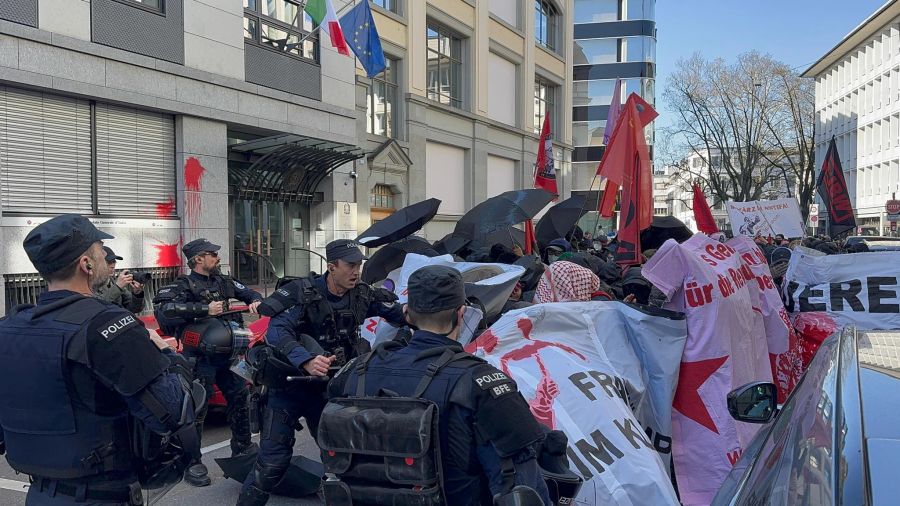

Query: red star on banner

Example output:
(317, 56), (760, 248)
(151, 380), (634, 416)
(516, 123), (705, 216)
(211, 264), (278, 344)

(673, 356), (728, 434)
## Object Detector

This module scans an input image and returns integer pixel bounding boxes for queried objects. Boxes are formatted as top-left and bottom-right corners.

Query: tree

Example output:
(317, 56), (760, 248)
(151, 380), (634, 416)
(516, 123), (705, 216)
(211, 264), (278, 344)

(663, 51), (816, 220)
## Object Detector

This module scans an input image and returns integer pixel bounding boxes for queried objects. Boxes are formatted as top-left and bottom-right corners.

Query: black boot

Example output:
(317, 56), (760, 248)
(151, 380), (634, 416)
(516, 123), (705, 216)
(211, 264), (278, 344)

(232, 441), (259, 457)
(184, 461), (211, 487)
(236, 484), (270, 506)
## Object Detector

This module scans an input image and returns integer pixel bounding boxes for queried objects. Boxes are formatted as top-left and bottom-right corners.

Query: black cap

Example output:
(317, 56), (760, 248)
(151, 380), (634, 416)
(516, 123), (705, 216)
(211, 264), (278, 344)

(24, 214), (114, 274)
(183, 238), (221, 259)
(407, 265), (466, 313)
(769, 246), (792, 265)
(103, 246), (123, 263)
(326, 239), (368, 263)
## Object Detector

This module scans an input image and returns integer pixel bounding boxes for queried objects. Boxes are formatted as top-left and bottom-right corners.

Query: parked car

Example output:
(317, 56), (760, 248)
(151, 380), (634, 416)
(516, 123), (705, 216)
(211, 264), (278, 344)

(843, 236), (900, 251)
(713, 327), (900, 505)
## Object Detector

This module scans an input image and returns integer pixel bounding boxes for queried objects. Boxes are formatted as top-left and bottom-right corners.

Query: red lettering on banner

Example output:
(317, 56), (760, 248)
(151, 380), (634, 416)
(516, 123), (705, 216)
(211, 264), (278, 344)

(365, 319), (378, 334)
(685, 281), (715, 308)
(727, 448), (743, 466)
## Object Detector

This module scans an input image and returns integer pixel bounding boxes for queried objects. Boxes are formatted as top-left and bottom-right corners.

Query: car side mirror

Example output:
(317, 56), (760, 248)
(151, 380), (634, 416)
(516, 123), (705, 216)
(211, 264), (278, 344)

(727, 382), (777, 424)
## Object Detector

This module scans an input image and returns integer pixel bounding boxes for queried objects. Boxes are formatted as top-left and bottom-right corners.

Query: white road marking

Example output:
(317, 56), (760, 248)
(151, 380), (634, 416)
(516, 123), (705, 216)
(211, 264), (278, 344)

(201, 433), (259, 455)
(0, 477), (29, 493)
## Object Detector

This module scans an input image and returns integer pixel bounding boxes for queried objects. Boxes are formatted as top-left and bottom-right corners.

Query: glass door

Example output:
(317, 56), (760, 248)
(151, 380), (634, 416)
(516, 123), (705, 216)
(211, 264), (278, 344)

(232, 199), (285, 289)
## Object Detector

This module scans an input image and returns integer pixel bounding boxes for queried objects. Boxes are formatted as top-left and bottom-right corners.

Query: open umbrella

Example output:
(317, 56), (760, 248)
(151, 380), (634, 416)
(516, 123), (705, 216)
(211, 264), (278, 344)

(357, 198), (441, 247)
(454, 189), (554, 238)
(433, 232), (472, 256)
(361, 236), (439, 284)
(469, 226), (526, 250)
(535, 195), (589, 248)
(640, 216), (694, 250)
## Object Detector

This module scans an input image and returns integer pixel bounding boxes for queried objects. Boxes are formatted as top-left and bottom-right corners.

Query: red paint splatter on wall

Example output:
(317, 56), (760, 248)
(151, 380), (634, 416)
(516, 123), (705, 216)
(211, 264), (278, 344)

(184, 157), (206, 228)
(156, 196), (176, 217)
(153, 242), (182, 267)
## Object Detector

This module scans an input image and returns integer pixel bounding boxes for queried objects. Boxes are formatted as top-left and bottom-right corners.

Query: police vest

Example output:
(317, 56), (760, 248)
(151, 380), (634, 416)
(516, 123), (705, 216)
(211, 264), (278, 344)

(0, 295), (136, 480)
(318, 343), (484, 505)
(294, 277), (375, 342)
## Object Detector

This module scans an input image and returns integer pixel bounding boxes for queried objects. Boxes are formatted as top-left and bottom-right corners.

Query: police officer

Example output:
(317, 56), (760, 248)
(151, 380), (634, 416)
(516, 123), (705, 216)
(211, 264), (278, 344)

(0, 214), (200, 505)
(237, 239), (404, 505)
(153, 238), (262, 487)
(331, 265), (552, 505)
(95, 246), (145, 313)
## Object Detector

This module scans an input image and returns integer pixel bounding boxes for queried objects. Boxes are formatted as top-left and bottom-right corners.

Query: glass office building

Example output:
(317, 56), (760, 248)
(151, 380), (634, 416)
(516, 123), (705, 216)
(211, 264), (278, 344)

(572, 0), (656, 231)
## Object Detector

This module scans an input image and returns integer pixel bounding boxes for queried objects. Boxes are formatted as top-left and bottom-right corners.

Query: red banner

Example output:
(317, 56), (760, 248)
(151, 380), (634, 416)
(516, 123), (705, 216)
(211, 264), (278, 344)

(533, 114), (557, 195)
(816, 137), (856, 238)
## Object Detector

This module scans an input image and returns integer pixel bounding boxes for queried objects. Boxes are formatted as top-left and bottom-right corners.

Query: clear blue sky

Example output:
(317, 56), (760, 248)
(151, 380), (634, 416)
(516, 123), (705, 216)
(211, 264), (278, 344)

(655, 0), (888, 132)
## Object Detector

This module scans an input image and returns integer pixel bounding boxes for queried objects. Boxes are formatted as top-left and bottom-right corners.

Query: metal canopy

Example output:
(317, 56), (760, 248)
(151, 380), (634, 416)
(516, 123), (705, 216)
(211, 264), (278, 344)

(229, 134), (364, 203)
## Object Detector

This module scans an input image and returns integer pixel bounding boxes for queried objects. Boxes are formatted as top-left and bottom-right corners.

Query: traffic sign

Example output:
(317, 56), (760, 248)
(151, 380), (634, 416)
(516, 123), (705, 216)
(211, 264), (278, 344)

(887, 200), (900, 222)
(809, 204), (819, 224)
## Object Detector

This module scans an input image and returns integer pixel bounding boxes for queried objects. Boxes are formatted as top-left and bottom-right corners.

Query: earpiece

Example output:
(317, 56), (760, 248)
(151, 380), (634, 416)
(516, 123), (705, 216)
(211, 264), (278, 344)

(86, 263), (93, 271)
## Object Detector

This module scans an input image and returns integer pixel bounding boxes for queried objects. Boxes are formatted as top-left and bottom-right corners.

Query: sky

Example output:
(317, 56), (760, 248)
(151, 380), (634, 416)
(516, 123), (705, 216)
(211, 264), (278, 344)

(655, 0), (888, 134)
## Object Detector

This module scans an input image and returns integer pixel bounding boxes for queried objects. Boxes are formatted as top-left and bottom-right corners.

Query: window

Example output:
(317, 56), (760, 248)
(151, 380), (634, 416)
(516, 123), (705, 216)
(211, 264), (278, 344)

(573, 120), (606, 146)
(573, 39), (618, 65)
(625, 0), (654, 20)
(535, 1), (558, 51)
(534, 79), (556, 133)
(0, 86), (175, 217)
(487, 53), (517, 126)
(368, 58), (398, 137)
(490, 0), (519, 27)
(574, 0), (618, 23)
(244, 0), (318, 62)
(425, 142), (465, 214)
(370, 184), (395, 210)
(426, 23), (463, 108)
(372, 0), (399, 14)
(117, 0), (164, 12)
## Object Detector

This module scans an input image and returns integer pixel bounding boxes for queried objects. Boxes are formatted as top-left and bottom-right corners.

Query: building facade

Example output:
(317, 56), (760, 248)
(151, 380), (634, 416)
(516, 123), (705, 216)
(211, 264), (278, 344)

(352, 0), (574, 241)
(803, 0), (900, 235)
(570, 0), (655, 234)
(0, 0), (367, 314)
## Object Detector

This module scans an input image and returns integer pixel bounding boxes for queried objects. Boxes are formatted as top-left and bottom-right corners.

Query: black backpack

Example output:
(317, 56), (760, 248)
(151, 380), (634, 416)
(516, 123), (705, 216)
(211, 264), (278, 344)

(317, 346), (478, 506)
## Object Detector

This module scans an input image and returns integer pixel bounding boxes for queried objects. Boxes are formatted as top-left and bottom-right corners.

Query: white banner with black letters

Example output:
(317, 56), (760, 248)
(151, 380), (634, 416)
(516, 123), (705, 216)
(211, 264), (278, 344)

(785, 250), (900, 330)
(466, 302), (686, 505)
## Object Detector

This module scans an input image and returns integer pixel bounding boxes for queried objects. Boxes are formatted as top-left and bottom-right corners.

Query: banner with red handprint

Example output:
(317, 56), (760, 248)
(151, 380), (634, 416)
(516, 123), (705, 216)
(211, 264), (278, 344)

(466, 302), (686, 506)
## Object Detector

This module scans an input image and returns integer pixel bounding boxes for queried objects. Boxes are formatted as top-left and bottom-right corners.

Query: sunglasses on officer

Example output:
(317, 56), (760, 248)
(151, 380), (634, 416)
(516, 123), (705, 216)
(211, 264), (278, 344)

(201, 251), (219, 258)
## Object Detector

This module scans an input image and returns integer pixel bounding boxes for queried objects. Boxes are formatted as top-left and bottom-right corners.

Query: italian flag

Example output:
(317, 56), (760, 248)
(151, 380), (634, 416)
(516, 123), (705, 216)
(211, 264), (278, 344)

(305, 0), (350, 56)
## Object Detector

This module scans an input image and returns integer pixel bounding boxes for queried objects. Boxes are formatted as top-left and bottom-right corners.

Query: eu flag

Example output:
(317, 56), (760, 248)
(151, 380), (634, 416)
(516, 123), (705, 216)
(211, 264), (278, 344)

(339, 1), (386, 78)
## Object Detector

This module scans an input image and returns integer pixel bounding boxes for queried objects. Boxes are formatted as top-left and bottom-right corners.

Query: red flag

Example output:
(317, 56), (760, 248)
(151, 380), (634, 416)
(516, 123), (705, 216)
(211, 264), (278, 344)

(533, 114), (557, 195)
(593, 94), (657, 266)
(524, 219), (536, 255)
(692, 184), (719, 234)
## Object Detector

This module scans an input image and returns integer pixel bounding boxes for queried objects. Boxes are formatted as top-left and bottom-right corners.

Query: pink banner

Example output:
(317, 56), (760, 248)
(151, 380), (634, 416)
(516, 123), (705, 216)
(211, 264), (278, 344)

(643, 235), (773, 506)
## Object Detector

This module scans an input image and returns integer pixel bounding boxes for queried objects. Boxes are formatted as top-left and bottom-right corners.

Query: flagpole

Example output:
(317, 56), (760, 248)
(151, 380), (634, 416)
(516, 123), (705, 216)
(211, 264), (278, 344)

(296, 0), (359, 45)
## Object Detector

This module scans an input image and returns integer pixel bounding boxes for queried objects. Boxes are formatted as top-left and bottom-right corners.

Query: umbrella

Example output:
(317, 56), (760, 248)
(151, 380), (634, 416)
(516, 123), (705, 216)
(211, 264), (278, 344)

(433, 232), (472, 256)
(216, 453), (322, 498)
(361, 237), (438, 284)
(357, 198), (441, 247)
(640, 216), (694, 251)
(455, 189), (554, 238)
(535, 196), (589, 248)
(469, 226), (526, 250)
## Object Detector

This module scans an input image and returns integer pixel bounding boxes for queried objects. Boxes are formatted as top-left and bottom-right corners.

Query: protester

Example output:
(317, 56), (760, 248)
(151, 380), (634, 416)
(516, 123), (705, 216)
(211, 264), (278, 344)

(94, 246), (145, 313)
(533, 261), (601, 303)
(543, 238), (571, 264)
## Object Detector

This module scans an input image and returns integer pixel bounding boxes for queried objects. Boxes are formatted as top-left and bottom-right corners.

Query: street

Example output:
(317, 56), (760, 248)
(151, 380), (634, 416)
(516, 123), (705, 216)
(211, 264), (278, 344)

(0, 413), (324, 506)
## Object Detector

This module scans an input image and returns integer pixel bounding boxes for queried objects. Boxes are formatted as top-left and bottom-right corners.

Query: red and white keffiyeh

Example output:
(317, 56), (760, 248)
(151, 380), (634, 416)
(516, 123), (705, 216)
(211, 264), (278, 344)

(534, 261), (601, 303)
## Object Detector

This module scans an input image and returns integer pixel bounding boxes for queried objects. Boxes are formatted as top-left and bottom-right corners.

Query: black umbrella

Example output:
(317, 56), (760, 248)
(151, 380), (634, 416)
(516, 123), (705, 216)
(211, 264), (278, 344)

(469, 226), (526, 250)
(640, 216), (694, 250)
(357, 198), (441, 247)
(535, 196), (589, 248)
(361, 236), (438, 284)
(433, 232), (472, 256)
(454, 189), (554, 238)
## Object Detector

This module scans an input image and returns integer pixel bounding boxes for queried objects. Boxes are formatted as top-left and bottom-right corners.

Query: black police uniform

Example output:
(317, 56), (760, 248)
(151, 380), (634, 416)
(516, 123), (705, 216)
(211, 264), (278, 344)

(238, 239), (404, 505)
(152, 239), (262, 484)
(0, 214), (198, 505)
(331, 266), (551, 505)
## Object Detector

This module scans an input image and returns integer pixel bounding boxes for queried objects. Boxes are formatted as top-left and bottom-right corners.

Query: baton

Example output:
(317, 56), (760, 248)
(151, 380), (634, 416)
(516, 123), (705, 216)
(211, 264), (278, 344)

(286, 375), (330, 383)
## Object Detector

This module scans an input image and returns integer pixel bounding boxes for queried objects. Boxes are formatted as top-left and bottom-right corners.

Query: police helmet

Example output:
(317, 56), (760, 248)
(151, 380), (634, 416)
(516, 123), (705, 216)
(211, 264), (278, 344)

(179, 318), (252, 360)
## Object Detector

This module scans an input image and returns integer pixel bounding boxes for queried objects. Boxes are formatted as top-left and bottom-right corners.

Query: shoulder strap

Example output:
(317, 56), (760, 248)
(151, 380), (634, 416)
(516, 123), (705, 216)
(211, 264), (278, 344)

(413, 349), (478, 398)
(29, 294), (90, 320)
(6, 304), (35, 318)
(176, 275), (199, 298)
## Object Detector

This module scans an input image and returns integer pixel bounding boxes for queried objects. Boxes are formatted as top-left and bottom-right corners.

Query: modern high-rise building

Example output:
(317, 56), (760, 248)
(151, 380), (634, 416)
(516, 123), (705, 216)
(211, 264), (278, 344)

(571, 0), (655, 233)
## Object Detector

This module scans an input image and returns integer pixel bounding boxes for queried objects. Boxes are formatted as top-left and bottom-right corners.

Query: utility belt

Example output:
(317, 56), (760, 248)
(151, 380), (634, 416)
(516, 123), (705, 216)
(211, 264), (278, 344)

(31, 477), (143, 505)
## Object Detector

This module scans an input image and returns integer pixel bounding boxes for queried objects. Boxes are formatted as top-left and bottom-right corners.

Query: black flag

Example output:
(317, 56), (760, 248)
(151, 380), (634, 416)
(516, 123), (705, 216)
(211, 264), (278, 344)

(816, 137), (856, 238)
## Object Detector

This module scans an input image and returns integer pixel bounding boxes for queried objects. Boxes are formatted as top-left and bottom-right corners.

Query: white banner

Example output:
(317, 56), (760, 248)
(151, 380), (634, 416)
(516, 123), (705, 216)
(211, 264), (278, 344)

(466, 302), (686, 505)
(785, 250), (900, 332)
(727, 198), (805, 238)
